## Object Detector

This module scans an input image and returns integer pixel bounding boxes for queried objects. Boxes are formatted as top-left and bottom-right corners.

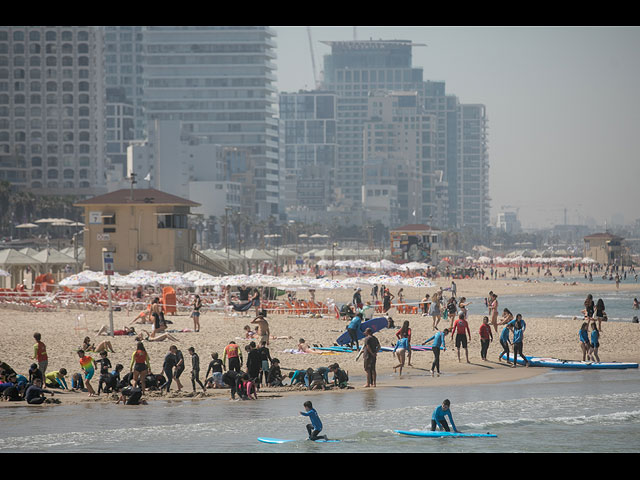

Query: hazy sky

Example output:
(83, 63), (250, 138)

(273, 26), (640, 229)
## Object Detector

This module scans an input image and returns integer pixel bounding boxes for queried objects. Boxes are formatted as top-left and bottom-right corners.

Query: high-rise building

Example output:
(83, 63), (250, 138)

(458, 104), (490, 236)
(279, 90), (337, 216)
(321, 38), (490, 235)
(102, 26), (145, 140)
(139, 26), (279, 219)
(320, 40), (426, 208)
(0, 26), (106, 195)
(362, 90), (435, 226)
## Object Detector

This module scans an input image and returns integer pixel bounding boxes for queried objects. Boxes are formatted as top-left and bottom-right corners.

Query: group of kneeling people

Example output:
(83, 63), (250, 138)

(220, 362), (351, 401)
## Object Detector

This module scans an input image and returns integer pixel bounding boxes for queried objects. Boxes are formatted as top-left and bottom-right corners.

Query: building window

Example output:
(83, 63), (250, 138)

(157, 214), (187, 229)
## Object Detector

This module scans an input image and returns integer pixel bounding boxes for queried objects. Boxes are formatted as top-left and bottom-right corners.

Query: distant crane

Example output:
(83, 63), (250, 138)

(306, 27), (319, 89)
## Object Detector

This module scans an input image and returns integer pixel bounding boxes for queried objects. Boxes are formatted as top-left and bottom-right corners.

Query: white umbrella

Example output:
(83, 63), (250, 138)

(15, 223), (39, 229)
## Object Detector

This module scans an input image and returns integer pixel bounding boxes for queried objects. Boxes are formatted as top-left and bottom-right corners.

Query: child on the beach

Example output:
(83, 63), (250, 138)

(300, 400), (327, 441)
(431, 399), (459, 433)
(77, 349), (96, 396)
(32, 332), (48, 377)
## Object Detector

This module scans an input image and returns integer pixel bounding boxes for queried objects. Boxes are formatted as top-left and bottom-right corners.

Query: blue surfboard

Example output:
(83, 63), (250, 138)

(395, 430), (496, 438)
(337, 316), (388, 346)
(258, 437), (340, 444)
(500, 354), (639, 369)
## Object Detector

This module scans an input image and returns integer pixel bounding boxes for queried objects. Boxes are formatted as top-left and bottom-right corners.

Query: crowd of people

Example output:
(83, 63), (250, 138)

(2, 273), (628, 408)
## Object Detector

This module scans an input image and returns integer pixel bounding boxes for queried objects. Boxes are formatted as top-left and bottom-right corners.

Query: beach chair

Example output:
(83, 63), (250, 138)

(74, 313), (88, 333)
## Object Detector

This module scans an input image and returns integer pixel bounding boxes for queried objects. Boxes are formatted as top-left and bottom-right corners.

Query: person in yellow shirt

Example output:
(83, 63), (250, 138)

(32, 332), (48, 377)
(45, 369), (69, 390)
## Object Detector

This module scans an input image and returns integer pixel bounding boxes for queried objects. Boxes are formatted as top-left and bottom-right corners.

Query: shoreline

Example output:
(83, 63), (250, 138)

(1, 271), (639, 409)
(0, 360), (548, 408)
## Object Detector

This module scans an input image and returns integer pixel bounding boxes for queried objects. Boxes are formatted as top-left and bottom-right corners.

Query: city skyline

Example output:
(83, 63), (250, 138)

(274, 26), (640, 229)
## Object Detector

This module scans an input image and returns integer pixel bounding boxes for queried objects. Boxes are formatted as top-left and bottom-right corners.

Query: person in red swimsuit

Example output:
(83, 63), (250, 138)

(450, 313), (471, 363)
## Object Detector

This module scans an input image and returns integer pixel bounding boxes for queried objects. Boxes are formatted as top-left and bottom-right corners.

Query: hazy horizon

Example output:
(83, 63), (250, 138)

(273, 26), (640, 230)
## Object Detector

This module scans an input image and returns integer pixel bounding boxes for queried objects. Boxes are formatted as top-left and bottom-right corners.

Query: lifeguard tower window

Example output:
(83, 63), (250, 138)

(157, 213), (187, 229)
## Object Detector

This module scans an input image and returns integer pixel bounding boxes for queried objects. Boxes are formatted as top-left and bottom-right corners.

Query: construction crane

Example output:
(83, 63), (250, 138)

(306, 27), (319, 89)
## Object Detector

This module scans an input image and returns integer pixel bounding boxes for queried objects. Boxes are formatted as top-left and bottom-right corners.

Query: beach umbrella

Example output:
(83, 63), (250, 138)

(18, 247), (40, 257)
(15, 223), (39, 229)
(31, 248), (75, 266)
(243, 249), (274, 261)
(0, 248), (42, 266)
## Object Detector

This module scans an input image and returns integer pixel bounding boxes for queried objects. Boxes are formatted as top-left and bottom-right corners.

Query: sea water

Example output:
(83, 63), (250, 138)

(466, 286), (640, 322)
(1, 368), (638, 453)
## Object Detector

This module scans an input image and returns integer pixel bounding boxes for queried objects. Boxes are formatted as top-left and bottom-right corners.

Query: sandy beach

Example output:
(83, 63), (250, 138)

(1, 272), (639, 407)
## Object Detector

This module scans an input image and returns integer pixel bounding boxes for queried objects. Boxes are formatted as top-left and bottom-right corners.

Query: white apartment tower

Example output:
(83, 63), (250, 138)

(0, 26), (106, 195)
(139, 26), (279, 219)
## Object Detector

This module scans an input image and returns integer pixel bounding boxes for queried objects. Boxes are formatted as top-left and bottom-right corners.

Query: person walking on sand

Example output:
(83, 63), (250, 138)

(77, 349), (97, 397)
(130, 342), (151, 392)
(393, 333), (409, 376)
(498, 324), (513, 363)
(188, 347), (206, 392)
(346, 311), (363, 351)
(382, 287), (394, 315)
(251, 314), (270, 347)
(396, 320), (413, 366)
(479, 316), (493, 361)
(451, 313), (471, 363)
(430, 292), (442, 330)
(160, 345), (178, 393)
(32, 332), (48, 378)
(512, 319), (529, 367)
(360, 328), (380, 387)
(423, 328), (448, 376)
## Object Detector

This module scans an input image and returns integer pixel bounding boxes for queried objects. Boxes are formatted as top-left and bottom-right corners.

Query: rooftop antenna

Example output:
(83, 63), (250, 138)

(129, 172), (137, 201)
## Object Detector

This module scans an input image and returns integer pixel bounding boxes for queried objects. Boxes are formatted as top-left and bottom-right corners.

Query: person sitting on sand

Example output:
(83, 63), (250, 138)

(82, 336), (115, 354)
(135, 329), (180, 343)
(242, 325), (257, 339)
(297, 339), (322, 354)
(25, 377), (55, 405)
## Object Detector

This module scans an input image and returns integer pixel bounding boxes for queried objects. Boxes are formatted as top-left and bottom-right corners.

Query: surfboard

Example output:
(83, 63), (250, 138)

(258, 437), (295, 444)
(258, 437), (340, 444)
(395, 430), (497, 438)
(500, 354), (639, 369)
(336, 316), (388, 346)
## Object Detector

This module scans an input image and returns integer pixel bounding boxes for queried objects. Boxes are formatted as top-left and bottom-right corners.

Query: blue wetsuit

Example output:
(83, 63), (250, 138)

(394, 336), (409, 353)
(425, 331), (446, 349)
(579, 328), (590, 345)
(425, 332), (446, 374)
(301, 408), (324, 439)
(431, 405), (457, 432)
(499, 326), (511, 361)
(347, 315), (362, 349)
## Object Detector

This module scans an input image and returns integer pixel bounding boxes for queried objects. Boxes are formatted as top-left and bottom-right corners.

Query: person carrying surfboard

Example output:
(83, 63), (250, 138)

(300, 400), (327, 441)
(431, 399), (459, 433)
(346, 312), (363, 351)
